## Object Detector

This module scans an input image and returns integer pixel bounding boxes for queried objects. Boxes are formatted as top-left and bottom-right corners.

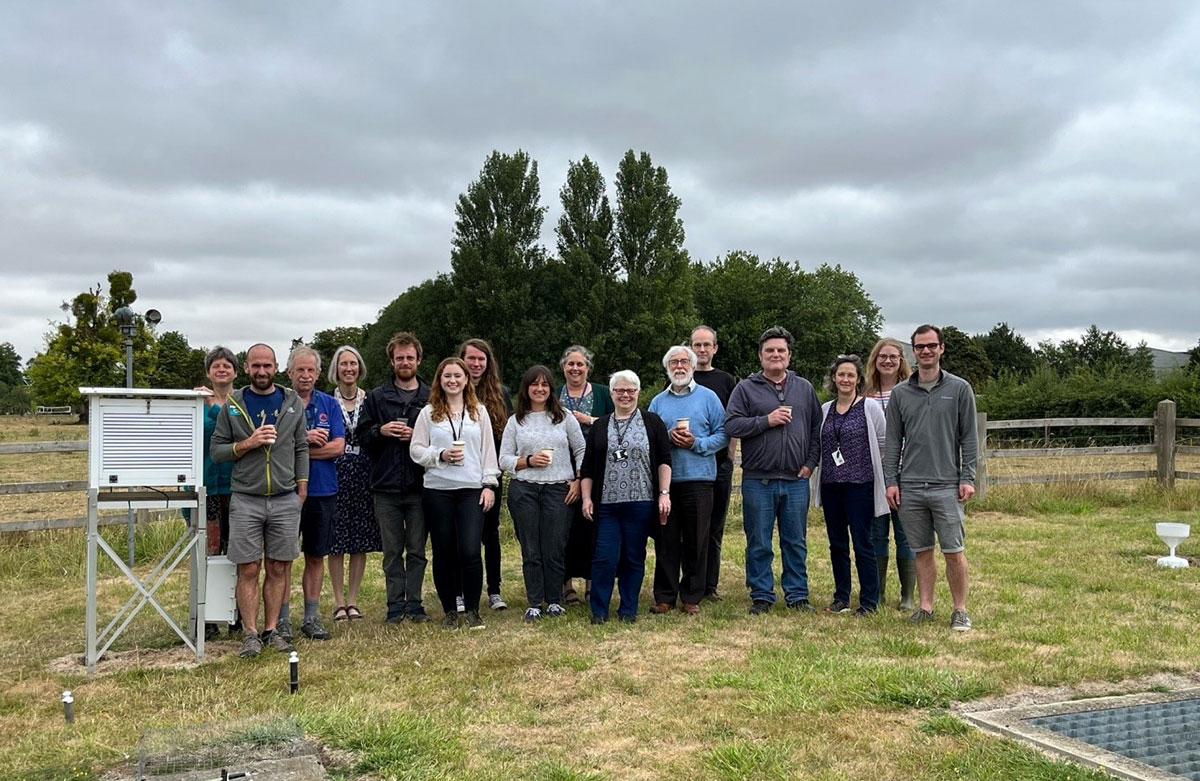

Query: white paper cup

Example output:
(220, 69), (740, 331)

(676, 418), (690, 431)
(451, 440), (466, 465)
(541, 448), (554, 464)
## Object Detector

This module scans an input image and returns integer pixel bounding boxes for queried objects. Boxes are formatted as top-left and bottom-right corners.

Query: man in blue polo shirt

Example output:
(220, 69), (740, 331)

(283, 345), (345, 642)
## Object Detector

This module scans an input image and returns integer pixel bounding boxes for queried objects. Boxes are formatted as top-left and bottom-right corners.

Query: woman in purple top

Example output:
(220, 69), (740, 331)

(814, 355), (888, 615)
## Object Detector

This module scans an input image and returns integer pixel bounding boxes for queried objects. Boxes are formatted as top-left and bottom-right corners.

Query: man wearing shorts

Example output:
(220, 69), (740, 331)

(212, 343), (310, 657)
(285, 345), (345, 642)
(883, 324), (978, 631)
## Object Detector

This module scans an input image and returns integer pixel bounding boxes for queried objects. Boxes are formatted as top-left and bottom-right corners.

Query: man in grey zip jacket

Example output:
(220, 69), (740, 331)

(724, 326), (822, 614)
(212, 343), (310, 656)
(882, 324), (977, 632)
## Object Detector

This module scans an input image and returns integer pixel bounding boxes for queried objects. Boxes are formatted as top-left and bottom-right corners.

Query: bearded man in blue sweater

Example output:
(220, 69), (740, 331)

(648, 345), (729, 615)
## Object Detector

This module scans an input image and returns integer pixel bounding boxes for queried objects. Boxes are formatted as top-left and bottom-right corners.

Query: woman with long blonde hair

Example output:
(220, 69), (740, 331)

(410, 357), (500, 629)
(864, 337), (916, 611)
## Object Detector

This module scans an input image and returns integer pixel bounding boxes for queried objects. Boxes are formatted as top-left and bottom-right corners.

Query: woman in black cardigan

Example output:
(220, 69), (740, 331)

(580, 370), (672, 623)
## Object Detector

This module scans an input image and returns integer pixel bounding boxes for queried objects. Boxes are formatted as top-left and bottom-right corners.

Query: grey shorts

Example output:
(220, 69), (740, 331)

(897, 484), (965, 554)
(227, 492), (302, 564)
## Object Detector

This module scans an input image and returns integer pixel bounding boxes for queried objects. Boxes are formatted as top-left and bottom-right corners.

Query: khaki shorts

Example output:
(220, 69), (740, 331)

(226, 492), (302, 564)
(897, 484), (965, 554)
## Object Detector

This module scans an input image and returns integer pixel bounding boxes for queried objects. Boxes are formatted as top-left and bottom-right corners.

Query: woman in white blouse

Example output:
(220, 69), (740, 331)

(410, 357), (500, 630)
(499, 365), (586, 622)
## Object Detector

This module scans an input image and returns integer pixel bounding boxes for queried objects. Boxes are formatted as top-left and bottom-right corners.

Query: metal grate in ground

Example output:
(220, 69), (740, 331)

(962, 688), (1200, 781)
(1028, 699), (1200, 780)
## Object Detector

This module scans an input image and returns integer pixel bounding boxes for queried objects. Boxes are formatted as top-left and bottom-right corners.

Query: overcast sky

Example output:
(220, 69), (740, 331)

(3, 2), (1198, 367)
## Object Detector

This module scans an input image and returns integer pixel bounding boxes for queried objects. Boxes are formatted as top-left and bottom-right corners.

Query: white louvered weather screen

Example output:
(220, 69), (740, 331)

(87, 393), (204, 487)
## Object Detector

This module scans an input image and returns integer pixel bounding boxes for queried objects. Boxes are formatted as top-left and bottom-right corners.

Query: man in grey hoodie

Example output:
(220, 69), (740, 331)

(212, 343), (310, 657)
(725, 326), (822, 614)
(883, 324), (978, 632)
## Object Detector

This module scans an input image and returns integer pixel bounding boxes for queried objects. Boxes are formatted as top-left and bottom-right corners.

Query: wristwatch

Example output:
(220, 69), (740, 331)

(659, 489), (670, 495)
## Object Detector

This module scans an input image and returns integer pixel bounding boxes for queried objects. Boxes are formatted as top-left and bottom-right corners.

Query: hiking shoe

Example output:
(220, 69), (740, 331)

(488, 593), (508, 611)
(265, 630), (295, 653)
(618, 613), (637, 624)
(853, 606), (877, 618)
(275, 618), (294, 642)
(590, 613), (608, 625)
(950, 608), (973, 632)
(408, 610), (430, 624)
(908, 608), (936, 624)
(545, 603), (566, 618)
(825, 600), (851, 614)
(456, 596), (466, 613)
(441, 612), (459, 630)
(238, 632), (263, 658)
(524, 607), (542, 622)
(465, 609), (485, 630)
(301, 617), (331, 641)
(749, 600), (772, 615)
(787, 599), (815, 612)
(703, 590), (723, 602)
(385, 614), (405, 625)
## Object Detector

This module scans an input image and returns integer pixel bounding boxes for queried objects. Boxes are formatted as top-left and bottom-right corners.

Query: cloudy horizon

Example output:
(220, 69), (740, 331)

(3, 2), (1198, 365)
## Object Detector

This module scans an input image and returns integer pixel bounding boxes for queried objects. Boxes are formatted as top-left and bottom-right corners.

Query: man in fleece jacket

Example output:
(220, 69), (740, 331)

(724, 326), (822, 615)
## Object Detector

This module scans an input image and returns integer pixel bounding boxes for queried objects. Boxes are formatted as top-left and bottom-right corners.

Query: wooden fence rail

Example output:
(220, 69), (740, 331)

(975, 399), (1197, 500)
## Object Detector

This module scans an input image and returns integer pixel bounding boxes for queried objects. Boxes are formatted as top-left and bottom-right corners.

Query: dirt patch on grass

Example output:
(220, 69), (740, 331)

(49, 643), (235, 675)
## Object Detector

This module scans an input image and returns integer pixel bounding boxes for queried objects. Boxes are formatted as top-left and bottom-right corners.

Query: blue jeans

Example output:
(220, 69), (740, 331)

(872, 508), (914, 559)
(589, 501), (654, 619)
(822, 482), (879, 609)
(741, 478), (810, 604)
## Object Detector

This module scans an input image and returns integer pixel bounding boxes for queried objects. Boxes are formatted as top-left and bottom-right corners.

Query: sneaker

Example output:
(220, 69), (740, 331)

(545, 603), (566, 618)
(488, 593), (508, 611)
(265, 630), (295, 653)
(465, 609), (485, 630)
(524, 607), (542, 622)
(787, 599), (815, 612)
(590, 613), (608, 625)
(456, 596), (466, 613)
(301, 617), (331, 641)
(748, 600), (772, 615)
(853, 606), (877, 618)
(703, 590), (723, 602)
(275, 618), (294, 643)
(950, 608), (973, 632)
(825, 600), (851, 614)
(409, 611), (431, 624)
(618, 614), (637, 624)
(908, 608), (936, 624)
(441, 612), (459, 630)
(238, 632), (263, 658)
(385, 614), (406, 625)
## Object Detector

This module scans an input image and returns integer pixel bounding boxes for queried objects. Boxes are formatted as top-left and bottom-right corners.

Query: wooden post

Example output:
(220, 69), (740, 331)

(975, 412), (988, 501)
(1156, 400), (1176, 489)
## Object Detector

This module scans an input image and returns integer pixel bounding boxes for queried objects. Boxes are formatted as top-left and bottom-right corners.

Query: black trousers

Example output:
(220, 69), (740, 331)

(652, 481), (713, 606)
(705, 458), (734, 593)
(482, 477), (504, 594)
(423, 488), (484, 615)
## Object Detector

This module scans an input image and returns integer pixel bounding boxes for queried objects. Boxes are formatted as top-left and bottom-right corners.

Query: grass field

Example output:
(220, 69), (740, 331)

(2, 416), (1200, 779)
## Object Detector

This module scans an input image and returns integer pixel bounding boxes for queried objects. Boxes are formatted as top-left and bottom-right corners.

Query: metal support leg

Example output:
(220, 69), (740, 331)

(86, 488), (99, 672)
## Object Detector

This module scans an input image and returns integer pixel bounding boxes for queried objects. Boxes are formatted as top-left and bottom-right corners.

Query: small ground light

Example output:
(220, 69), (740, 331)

(289, 651), (299, 694)
(62, 690), (74, 723)
(1156, 522), (1190, 568)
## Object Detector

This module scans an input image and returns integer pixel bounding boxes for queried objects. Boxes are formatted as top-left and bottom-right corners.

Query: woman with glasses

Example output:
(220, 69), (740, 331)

(864, 338), (916, 610)
(580, 371), (672, 623)
(499, 365), (586, 621)
(558, 345), (614, 606)
(814, 355), (887, 615)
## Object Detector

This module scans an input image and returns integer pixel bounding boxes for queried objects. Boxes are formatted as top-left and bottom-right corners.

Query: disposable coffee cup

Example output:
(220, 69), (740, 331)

(779, 405), (792, 414)
(676, 418), (690, 431)
(541, 448), (554, 464)
(452, 440), (466, 465)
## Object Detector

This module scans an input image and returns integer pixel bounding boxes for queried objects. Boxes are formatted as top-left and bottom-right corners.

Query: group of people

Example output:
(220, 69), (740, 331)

(202, 323), (978, 659)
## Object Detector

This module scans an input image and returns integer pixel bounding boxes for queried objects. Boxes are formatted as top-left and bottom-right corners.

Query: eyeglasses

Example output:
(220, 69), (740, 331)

(667, 358), (691, 367)
(612, 388), (639, 396)
(913, 343), (941, 352)
(877, 354), (901, 363)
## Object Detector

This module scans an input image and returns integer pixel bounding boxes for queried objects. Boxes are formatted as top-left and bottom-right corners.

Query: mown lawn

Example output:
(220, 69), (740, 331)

(2, 416), (1199, 779)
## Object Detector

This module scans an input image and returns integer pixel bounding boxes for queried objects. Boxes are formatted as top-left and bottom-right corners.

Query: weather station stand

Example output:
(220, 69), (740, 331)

(80, 387), (210, 672)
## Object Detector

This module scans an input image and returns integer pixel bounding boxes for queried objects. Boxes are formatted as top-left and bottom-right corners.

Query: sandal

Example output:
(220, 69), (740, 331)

(563, 588), (581, 606)
(333, 605), (350, 621)
(346, 605), (364, 620)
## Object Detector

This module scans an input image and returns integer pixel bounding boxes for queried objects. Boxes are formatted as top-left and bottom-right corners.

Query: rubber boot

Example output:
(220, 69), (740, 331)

(896, 557), (917, 612)
(876, 556), (889, 605)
